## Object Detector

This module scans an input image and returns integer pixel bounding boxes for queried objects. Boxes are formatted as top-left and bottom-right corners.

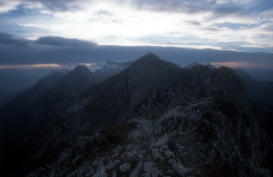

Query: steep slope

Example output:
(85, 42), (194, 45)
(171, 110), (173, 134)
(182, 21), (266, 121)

(40, 65), (97, 112)
(235, 69), (273, 140)
(89, 53), (182, 106)
(27, 55), (273, 177)
(0, 71), (65, 136)
(70, 53), (185, 130)
(0, 66), (97, 177)
(236, 69), (273, 107)
(0, 71), (65, 177)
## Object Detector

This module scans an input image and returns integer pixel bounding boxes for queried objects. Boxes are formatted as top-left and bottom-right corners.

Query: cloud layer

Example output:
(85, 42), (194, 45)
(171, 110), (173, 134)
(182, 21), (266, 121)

(0, 0), (272, 52)
(0, 33), (273, 71)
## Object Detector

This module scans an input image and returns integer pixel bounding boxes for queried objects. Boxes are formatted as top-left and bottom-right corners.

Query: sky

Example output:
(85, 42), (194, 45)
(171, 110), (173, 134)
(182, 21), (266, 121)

(0, 0), (273, 52)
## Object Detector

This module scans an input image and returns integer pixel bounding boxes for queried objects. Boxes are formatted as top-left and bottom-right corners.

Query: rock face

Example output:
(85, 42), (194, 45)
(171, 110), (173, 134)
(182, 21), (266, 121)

(1, 54), (272, 177)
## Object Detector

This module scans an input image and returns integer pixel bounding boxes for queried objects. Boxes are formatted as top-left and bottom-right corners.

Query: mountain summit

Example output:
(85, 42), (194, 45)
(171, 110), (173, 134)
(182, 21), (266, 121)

(73, 65), (93, 74)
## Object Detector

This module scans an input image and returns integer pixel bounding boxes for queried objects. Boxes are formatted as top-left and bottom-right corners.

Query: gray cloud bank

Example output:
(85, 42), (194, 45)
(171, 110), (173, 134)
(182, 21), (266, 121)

(0, 32), (273, 70)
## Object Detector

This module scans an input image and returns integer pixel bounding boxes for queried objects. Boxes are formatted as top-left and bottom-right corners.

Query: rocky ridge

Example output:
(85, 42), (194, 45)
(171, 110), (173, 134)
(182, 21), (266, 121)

(27, 54), (273, 177)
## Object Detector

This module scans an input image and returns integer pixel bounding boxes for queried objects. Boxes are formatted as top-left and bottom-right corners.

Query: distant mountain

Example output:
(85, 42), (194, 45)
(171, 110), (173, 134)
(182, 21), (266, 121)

(0, 71), (66, 177)
(0, 66), (97, 177)
(40, 65), (97, 112)
(0, 65), (96, 133)
(0, 69), (61, 97)
(1, 54), (272, 177)
(94, 60), (132, 82)
(0, 71), (65, 131)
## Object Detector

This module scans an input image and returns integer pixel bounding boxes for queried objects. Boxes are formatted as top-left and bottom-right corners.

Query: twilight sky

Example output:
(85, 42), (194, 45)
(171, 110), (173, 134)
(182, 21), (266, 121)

(0, 0), (273, 52)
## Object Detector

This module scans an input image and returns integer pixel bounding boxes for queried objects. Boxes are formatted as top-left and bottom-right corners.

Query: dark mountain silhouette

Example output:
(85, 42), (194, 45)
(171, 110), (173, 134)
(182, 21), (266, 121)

(0, 89), (24, 106)
(39, 65), (97, 112)
(235, 69), (273, 140)
(0, 66), (97, 177)
(236, 69), (273, 108)
(84, 54), (183, 116)
(0, 71), (65, 135)
(0, 71), (65, 177)
(1, 54), (272, 177)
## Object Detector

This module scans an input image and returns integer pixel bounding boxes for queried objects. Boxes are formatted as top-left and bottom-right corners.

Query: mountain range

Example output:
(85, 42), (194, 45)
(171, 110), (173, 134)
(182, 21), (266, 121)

(0, 54), (272, 177)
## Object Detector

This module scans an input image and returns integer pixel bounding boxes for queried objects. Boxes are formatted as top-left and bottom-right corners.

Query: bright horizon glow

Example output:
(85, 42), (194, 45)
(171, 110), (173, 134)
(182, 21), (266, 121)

(0, 64), (62, 69)
(211, 61), (252, 68)
(0, 63), (97, 70)
(210, 61), (273, 69)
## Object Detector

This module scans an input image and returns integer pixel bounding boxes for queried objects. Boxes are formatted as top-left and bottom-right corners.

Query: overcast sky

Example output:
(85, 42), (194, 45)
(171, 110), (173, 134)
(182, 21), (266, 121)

(0, 0), (273, 52)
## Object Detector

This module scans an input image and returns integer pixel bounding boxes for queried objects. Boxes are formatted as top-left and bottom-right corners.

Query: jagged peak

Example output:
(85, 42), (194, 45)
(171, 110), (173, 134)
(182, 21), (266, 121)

(136, 53), (161, 62)
(130, 53), (177, 70)
(215, 66), (238, 77)
(59, 65), (95, 84)
(190, 64), (212, 73)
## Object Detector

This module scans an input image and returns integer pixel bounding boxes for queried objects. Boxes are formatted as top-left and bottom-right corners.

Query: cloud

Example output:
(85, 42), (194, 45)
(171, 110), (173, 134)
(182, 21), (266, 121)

(1, 0), (273, 18)
(19, 0), (91, 12)
(0, 1), (20, 13)
(0, 1), (272, 53)
(36, 36), (97, 47)
(130, 0), (241, 16)
(213, 22), (263, 30)
(131, 0), (214, 14)
(213, 3), (241, 16)
(0, 33), (100, 64)
(0, 33), (97, 48)
(127, 0), (273, 25)
(96, 10), (113, 16)
(0, 0), (266, 15)
(0, 33), (273, 72)
(185, 20), (201, 26)
(0, 33), (30, 46)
